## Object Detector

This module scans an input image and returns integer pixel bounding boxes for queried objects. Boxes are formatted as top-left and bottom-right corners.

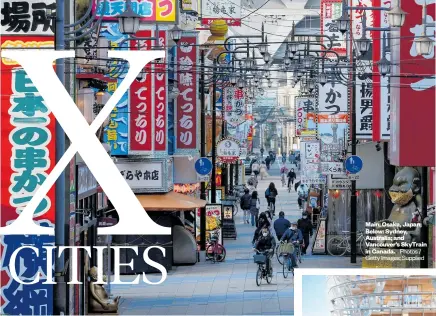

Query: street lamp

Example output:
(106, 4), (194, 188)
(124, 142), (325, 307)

(387, 4), (408, 28)
(377, 55), (391, 77)
(117, 0), (141, 35)
(263, 51), (271, 64)
(318, 72), (328, 86)
(238, 77), (246, 89)
(284, 57), (291, 66)
(169, 24), (183, 43)
(415, 36), (434, 56)
(336, 10), (351, 34)
(267, 79), (272, 88)
(356, 35), (371, 55)
(230, 73), (238, 86)
(288, 42), (299, 54)
(303, 56), (314, 69)
(307, 78), (315, 91)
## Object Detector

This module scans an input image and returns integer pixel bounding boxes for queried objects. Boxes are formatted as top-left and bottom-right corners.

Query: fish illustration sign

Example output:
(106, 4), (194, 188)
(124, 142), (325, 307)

(0, 49), (170, 286)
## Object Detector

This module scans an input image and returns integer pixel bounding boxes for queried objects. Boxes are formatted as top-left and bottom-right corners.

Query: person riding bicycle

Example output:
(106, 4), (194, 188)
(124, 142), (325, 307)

(274, 211), (291, 241)
(287, 168), (296, 189)
(253, 227), (276, 277)
(297, 183), (309, 209)
(297, 211), (313, 255)
(265, 183), (278, 216)
(280, 222), (303, 268)
(240, 188), (252, 225)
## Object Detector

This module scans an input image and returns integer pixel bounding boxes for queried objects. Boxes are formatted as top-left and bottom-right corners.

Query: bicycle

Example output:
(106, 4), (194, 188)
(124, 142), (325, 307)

(294, 242), (303, 264)
(276, 240), (300, 265)
(279, 243), (295, 279)
(206, 231), (226, 263)
(327, 231), (366, 257)
(227, 187), (243, 216)
(281, 174), (286, 187)
(253, 250), (273, 286)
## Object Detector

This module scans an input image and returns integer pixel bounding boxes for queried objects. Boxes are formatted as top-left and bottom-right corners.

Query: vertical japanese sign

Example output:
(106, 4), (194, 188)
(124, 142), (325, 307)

(352, 0), (374, 139)
(1, 0), (55, 35)
(93, 0), (177, 23)
(101, 23), (129, 155)
(224, 87), (246, 127)
(390, 0), (435, 166)
(154, 30), (168, 153)
(1, 36), (55, 315)
(129, 30), (153, 154)
(379, 0), (391, 141)
(321, 0), (347, 55)
(295, 96), (317, 137)
(201, 0), (241, 26)
(175, 34), (199, 154)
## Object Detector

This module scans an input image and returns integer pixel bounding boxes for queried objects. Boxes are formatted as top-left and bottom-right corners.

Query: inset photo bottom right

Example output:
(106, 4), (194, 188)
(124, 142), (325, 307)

(295, 269), (436, 316)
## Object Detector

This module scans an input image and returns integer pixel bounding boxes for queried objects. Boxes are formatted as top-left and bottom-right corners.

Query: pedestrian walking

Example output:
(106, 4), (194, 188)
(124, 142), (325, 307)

(240, 188), (252, 224)
(247, 178), (257, 194)
(259, 161), (268, 180)
(297, 211), (313, 255)
(265, 156), (271, 170)
(297, 184), (309, 210)
(273, 211), (291, 241)
(251, 160), (260, 178)
(249, 191), (260, 227)
(265, 182), (278, 216)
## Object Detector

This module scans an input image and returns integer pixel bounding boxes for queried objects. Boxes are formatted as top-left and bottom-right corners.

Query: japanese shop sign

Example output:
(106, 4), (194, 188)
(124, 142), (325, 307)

(175, 34), (199, 153)
(320, 162), (345, 174)
(321, 0), (346, 55)
(205, 204), (223, 245)
(351, 0), (374, 39)
(101, 23), (129, 155)
(224, 87), (246, 127)
(129, 31), (153, 154)
(201, 0), (241, 26)
(93, 0), (177, 23)
(1, 0), (55, 36)
(355, 59), (373, 139)
(318, 80), (348, 115)
(305, 142), (321, 163)
(390, 0), (435, 166)
(216, 138), (241, 163)
(1, 36), (55, 315)
(379, 0), (391, 141)
(295, 96), (316, 136)
(301, 175), (327, 185)
(328, 174), (351, 189)
(154, 30), (167, 153)
(116, 161), (163, 190)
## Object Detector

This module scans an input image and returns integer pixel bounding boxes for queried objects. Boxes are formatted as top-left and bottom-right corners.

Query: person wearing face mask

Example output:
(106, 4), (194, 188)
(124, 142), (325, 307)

(253, 227), (276, 277)
(280, 222), (303, 268)
(297, 211), (313, 255)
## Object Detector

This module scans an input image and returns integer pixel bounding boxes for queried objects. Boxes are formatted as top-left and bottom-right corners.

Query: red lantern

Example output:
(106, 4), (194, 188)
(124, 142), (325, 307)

(374, 190), (383, 198)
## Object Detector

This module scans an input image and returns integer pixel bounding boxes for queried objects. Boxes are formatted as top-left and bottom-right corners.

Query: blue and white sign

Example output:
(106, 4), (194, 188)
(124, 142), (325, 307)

(345, 155), (363, 174)
(195, 158), (212, 176)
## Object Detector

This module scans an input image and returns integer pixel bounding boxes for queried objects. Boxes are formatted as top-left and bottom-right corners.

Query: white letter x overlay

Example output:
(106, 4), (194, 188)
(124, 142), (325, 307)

(0, 50), (170, 236)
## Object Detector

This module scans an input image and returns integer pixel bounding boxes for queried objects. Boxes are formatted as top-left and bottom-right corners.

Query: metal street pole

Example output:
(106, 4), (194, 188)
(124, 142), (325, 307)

(200, 49), (206, 250)
(350, 56), (357, 264)
(211, 60), (217, 203)
(421, 167), (428, 268)
(54, 0), (67, 313)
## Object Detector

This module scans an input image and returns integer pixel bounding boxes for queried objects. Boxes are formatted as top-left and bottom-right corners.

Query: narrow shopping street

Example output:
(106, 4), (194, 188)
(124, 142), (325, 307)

(112, 161), (361, 315)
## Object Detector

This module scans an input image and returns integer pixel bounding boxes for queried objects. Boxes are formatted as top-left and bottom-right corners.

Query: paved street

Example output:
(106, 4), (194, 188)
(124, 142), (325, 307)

(111, 161), (361, 315)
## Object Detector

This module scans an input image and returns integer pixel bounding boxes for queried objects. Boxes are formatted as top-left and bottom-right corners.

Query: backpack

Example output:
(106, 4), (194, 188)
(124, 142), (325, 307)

(269, 188), (277, 198)
(265, 188), (270, 198)
(242, 195), (251, 209)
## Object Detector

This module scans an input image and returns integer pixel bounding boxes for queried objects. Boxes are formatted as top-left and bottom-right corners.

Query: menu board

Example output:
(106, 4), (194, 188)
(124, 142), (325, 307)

(312, 218), (327, 254)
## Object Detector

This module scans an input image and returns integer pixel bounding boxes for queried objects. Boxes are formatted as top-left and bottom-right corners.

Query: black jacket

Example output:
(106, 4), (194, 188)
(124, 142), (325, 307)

(274, 217), (291, 237)
(287, 171), (296, 179)
(298, 218), (313, 236)
(240, 193), (252, 210)
(255, 235), (276, 253)
(265, 187), (278, 199)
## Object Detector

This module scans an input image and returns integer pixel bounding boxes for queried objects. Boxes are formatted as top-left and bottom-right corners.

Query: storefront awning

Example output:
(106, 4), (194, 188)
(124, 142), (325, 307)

(136, 191), (207, 211)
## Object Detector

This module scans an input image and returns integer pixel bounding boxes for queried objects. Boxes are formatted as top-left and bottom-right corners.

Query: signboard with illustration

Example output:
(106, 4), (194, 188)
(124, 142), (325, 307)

(216, 138), (241, 163)
(312, 218), (327, 254)
(205, 204), (223, 245)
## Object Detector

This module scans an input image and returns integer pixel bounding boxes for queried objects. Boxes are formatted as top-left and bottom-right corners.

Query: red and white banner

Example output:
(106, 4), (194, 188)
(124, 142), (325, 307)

(154, 30), (167, 152)
(390, 0), (435, 166)
(321, 0), (347, 56)
(224, 87), (246, 127)
(129, 30), (153, 153)
(175, 34), (198, 153)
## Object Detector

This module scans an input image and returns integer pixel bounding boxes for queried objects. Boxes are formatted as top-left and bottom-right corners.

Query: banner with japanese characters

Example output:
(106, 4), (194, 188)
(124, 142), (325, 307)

(379, 0), (391, 141)
(154, 30), (168, 153)
(1, 0), (55, 36)
(295, 96), (317, 137)
(93, 0), (177, 23)
(1, 36), (56, 315)
(321, 0), (346, 56)
(355, 59), (374, 139)
(175, 33), (199, 154)
(101, 23), (129, 155)
(201, 0), (241, 27)
(390, 0), (435, 166)
(224, 87), (246, 127)
(129, 31), (153, 154)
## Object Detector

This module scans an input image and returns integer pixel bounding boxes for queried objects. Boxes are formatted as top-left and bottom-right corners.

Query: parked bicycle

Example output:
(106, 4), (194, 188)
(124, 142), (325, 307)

(227, 186), (244, 216)
(253, 250), (273, 286)
(206, 231), (226, 263)
(327, 231), (366, 257)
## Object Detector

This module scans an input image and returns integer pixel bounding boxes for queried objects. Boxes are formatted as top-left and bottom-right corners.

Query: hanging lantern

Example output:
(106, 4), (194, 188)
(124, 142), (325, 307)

(374, 190), (383, 199)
